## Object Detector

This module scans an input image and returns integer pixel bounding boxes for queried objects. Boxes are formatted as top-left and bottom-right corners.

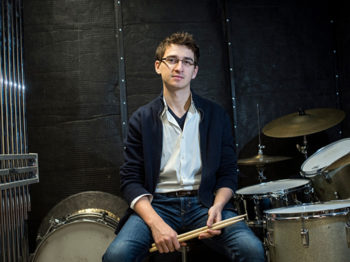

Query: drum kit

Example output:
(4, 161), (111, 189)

(234, 107), (350, 262)
(29, 108), (349, 262)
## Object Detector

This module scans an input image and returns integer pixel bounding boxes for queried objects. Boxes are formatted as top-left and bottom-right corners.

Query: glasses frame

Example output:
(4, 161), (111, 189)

(160, 56), (197, 67)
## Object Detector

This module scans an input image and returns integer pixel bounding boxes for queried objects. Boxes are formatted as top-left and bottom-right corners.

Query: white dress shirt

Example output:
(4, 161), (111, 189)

(130, 96), (202, 209)
(155, 97), (202, 192)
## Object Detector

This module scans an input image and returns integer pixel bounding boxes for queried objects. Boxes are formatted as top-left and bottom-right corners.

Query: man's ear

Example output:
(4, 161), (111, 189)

(155, 60), (161, 74)
(191, 65), (199, 79)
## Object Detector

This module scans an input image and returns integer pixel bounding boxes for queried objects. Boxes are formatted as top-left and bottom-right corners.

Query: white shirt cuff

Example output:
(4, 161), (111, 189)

(130, 194), (153, 209)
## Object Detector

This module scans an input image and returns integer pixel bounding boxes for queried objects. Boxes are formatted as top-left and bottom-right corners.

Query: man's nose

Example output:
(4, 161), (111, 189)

(173, 60), (184, 71)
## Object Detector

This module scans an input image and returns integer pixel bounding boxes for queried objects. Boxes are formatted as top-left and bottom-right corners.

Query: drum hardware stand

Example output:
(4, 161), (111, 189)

(238, 104), (293, 182)
(180, 246), (189, 262)
(296, 135), (308, 159)
(256, 104), (267, 183)
(256, 164), (267, 183)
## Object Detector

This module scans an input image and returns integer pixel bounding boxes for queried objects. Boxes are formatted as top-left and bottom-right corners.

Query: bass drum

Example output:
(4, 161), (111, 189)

(32, 191), (128, 262)
(264, 200), (350, 262)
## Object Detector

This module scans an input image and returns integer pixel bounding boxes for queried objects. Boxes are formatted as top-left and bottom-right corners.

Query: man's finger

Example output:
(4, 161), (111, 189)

(198, 229), (222, 239)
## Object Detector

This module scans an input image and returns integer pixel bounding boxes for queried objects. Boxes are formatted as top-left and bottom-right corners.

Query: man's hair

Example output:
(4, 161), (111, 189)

(155, 32), (200, 65)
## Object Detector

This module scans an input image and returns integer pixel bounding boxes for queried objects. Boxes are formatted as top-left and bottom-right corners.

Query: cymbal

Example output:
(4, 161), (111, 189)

(238, 154), (291, 166)
(263, 108), (345, 138)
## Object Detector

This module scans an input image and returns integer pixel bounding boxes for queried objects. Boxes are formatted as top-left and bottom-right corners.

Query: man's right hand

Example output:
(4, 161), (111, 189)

(133, 196), (180, 253)
(149, 217), (180, 253)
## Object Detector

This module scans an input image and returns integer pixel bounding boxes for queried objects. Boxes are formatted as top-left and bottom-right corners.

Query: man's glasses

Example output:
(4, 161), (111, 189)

(160, 56), (197, 67)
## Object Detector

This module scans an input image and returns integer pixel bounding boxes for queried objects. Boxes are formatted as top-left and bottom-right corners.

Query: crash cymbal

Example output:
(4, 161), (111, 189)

(238, 154), (291, 166)
(263, 108), (345, 138)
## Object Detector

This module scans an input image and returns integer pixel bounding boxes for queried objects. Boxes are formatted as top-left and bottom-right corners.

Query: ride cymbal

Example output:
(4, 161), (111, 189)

(262, 108), (345, 138)
(238, 154), (291, 166)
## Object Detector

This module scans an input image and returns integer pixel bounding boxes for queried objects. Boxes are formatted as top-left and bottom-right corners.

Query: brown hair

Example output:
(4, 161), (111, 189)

(155, 32), (200, 65)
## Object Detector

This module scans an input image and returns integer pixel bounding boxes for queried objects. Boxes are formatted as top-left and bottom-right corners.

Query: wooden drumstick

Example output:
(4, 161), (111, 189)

(150, 213), (247, 248)
(149, 214), (247, 253)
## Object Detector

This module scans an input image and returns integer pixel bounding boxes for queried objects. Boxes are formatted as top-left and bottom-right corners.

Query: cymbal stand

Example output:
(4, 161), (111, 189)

(256, 164), (267, 183)
(296, 135), (308, 159)
(256, 104), (267, 183)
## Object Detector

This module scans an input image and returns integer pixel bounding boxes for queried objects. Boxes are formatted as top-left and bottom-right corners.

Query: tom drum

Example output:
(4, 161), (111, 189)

(234, 179), (314, 227)
(301, 138), (350, 201)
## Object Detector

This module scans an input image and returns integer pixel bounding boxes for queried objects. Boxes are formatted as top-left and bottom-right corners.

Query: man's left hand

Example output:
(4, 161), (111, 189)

(198, 204), (222, 239)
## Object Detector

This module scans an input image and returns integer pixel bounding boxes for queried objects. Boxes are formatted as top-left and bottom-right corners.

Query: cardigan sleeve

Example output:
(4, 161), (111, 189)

(119, 110), (151, 206)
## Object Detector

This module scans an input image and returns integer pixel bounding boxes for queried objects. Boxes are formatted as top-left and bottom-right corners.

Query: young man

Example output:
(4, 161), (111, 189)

(103, 32), (265, 262)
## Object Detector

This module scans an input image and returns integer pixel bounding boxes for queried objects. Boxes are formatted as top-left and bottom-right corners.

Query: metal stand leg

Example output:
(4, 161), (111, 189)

(181, 246), (189, 262)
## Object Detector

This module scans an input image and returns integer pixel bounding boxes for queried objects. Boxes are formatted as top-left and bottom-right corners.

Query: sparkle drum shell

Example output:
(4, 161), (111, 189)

(264, 200), (350, 262)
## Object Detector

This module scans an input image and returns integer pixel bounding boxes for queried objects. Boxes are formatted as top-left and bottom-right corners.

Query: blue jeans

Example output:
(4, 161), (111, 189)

(103, 194), (265, 262)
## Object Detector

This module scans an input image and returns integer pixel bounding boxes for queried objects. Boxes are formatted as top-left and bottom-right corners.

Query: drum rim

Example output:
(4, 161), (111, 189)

(72, 208), (120, 221)
(235, 179), (311, 197)
(301, 137), (350, 174)
(264, 202), (350, 220)
(32, 218), (117, 260)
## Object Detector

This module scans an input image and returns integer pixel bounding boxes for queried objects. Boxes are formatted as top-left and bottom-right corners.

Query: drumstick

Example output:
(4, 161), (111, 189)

(149, 214), (246, 253)
(151, 213), (247, 248)
(149, 217), (245, 253)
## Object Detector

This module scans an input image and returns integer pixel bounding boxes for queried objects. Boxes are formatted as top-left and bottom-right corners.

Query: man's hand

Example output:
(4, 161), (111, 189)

(198, 187), (233, 240)
(149, 217), (180, 253)
(134, 196), (181, 253)
(198, 204), (222, 239)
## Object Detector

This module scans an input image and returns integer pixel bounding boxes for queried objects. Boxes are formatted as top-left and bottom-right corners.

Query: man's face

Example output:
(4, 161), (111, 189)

(155, 44), (198, 91)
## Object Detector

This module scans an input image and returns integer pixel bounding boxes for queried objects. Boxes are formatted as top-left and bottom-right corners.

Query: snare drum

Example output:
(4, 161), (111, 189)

(234, 179), (314, 226)
(301, 138), (350, 201)
(32, 209), (118, 262)
(265, 200), (350, 262)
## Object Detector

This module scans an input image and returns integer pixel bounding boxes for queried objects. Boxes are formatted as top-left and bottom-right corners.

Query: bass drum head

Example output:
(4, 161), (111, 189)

(36, 191), (128, 243)
(33, 219), (116, 262)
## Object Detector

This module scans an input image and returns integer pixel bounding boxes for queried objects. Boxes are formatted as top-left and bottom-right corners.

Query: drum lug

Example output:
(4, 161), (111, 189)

(49, 218), (64, 230)
(266, 230), (274, 247)
(346, 222), (350, 248)
(300, 228), (309, 247)
(306, 185), (314, 195)
(323, 171), (332, 183)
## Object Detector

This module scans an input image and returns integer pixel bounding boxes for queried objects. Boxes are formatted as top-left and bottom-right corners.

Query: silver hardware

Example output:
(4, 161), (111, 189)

(301, 228), (309, 247)
(267, 231), (274, 247)
(346, 222), (350, 248)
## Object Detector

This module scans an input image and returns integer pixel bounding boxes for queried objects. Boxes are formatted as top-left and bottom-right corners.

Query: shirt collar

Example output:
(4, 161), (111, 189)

(161, 93), (197, 118)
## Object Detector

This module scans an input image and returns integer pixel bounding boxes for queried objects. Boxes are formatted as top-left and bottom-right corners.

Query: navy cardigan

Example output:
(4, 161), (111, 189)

(117, 91), (238, 231)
